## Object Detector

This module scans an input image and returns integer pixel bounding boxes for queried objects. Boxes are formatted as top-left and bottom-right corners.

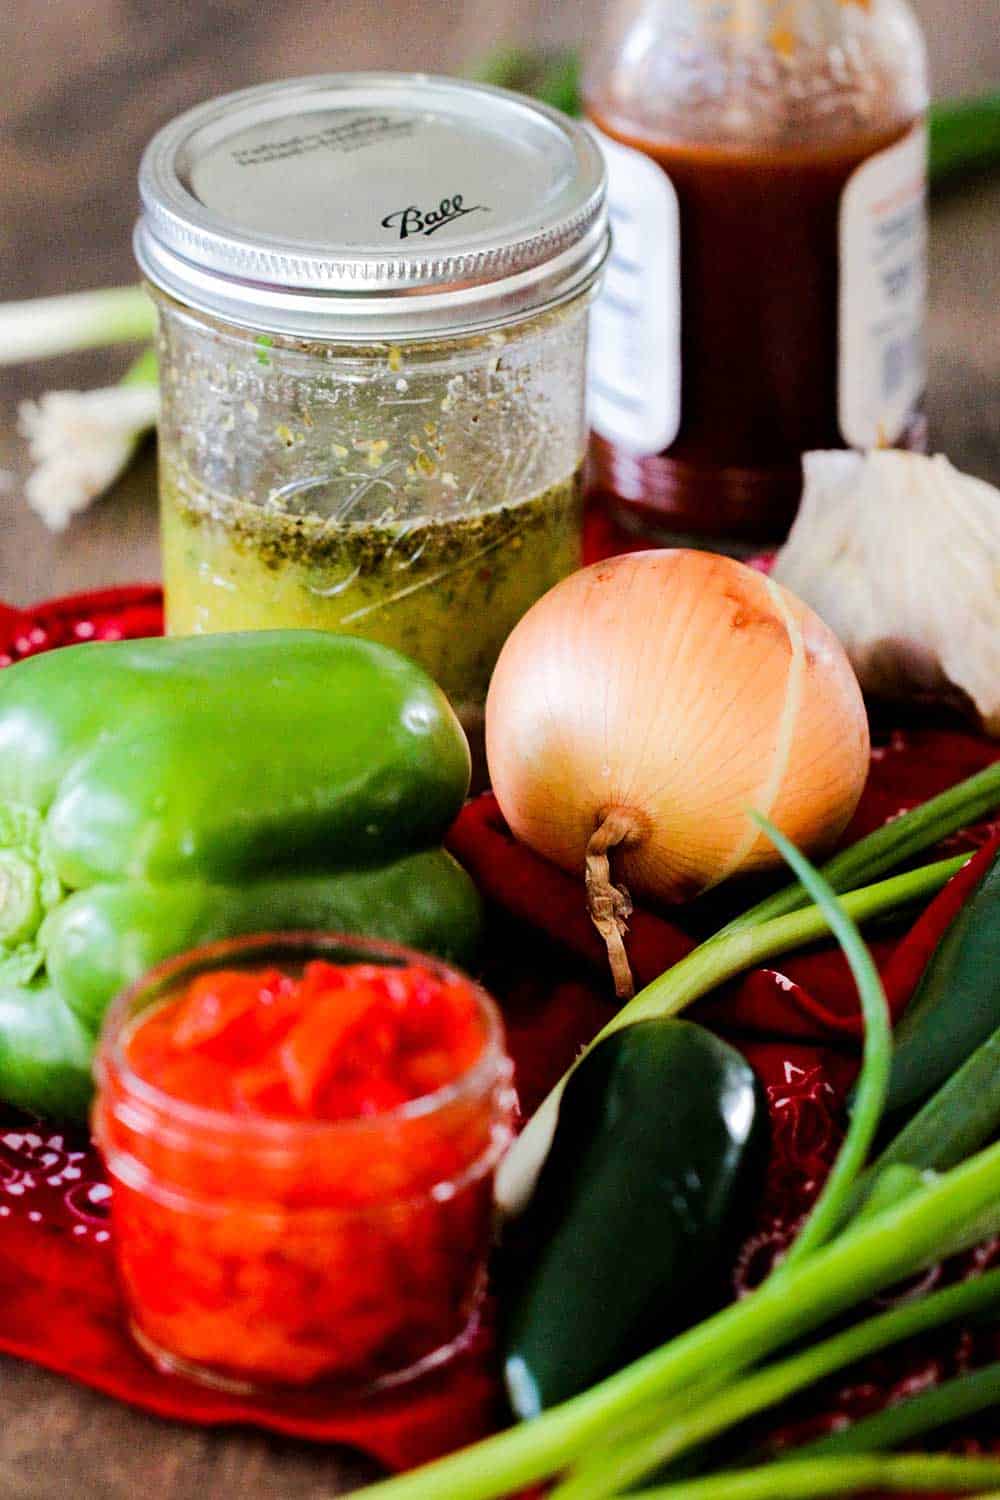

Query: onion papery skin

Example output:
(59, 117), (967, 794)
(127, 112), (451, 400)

(485, 550), (870, 922)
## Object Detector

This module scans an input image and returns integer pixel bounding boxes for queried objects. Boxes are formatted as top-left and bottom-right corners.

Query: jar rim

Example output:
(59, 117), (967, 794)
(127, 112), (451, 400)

(95, 930), (511, 1145)
(136, 72), (610, 339)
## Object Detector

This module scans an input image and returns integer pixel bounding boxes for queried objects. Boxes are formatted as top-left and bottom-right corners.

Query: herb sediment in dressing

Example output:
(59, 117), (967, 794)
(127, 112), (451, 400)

(162, 460), (583, 717)
(155, 291), (592, 725)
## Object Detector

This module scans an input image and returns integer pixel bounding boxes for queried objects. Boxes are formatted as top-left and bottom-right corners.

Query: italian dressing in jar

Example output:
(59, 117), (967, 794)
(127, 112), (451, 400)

(135, 75), (608, 737)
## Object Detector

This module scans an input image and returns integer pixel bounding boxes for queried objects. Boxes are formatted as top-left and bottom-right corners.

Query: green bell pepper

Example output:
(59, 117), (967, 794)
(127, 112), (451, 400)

(41, 850), (482, 1033)
(0, 630), (479, 1117)
(500, 1019), (769, 1420)
(0, 981), (95, 1119)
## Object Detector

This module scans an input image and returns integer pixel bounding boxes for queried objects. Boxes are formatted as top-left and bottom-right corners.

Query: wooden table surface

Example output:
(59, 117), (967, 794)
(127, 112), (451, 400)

(1, 1), (998, 1495)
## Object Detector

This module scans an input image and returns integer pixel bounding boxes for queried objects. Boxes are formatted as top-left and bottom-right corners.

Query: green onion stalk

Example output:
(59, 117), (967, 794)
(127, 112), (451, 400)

(0, 286), (155, 367)
(750, 817), (891, 1270)
(793, 1362), (1000, 1462)
(842, 1017), (1000, 1225)
(636, 1455), (1000, 1499)
(550, 1274), (1000, 1500)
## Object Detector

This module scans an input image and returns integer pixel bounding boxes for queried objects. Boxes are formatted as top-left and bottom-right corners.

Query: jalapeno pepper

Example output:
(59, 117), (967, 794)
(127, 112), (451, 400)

(500, 1019), (769, 1419)
(0, 631), (478, 1117)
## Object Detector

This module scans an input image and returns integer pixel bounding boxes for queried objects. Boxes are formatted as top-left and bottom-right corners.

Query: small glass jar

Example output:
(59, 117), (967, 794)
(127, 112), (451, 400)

(92, 932), (516, 1395)
(136, 74), (609, 737)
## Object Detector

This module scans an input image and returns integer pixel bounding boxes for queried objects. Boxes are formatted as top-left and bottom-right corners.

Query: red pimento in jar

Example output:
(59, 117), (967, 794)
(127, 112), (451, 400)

(94, 938), (515, 1393)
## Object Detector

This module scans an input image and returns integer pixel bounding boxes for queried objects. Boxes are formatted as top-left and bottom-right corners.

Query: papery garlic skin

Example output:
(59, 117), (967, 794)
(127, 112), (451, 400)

(774, 451), (1000, 736)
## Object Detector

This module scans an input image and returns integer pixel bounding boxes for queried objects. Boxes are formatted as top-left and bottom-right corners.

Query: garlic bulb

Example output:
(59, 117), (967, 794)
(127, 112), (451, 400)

(773, 451), (1000, 735)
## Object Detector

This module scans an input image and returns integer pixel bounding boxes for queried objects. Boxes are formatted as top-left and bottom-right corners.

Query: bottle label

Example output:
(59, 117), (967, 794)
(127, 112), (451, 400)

(587, 126), (682, 455)
(838, 122), (928, 450)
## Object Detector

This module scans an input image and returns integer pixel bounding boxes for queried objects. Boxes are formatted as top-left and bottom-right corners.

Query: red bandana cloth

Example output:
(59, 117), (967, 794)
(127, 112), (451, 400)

(0, 556), (997, 1476)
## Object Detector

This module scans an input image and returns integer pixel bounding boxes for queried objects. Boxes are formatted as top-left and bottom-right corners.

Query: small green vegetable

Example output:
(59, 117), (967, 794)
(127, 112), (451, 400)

(0, 630), (477, 1117)
(501, 1020), (768, 1418)
(882, 845), (1000, 1119)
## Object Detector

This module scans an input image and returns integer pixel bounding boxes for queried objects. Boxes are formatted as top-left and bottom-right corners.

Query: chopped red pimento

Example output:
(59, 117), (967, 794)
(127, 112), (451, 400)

(125, 961), (489, 1122)
(100, 956), (512, 1392)
(171, 967), (299, 1060)
(279, 986), (384, 1112)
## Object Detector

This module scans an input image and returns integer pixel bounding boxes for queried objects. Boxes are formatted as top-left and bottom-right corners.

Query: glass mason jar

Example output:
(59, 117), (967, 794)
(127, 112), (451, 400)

(584, 0), (929, 547)
(136, 75), (608, 737)
(92, 932), (517, 1395)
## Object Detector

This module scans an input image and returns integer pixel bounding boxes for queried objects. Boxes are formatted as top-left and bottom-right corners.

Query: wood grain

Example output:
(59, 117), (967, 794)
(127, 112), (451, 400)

(0, 1), (998, 1493)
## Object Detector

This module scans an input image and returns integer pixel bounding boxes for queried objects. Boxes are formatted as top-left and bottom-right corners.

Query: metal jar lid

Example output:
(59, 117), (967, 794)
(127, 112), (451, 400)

(135, 72), (609, 341)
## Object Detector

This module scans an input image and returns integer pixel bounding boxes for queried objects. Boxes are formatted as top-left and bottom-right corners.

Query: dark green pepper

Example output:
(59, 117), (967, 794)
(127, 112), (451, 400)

(0, 631), (479, 1117)
(883, 846), (1000, 1121)
(501, 1019), (769, 1419)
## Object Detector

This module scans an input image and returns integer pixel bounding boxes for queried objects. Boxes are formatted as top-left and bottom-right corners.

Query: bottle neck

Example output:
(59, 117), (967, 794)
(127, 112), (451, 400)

(585, 0), (928, 149)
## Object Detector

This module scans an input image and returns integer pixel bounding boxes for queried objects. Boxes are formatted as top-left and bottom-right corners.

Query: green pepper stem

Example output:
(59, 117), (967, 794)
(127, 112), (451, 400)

(549, 1268), (1000, 1500)
(358, 1139), (1000, 1500)
(496, 853), (965, 1219)
(635, 1454), (1000, 1500)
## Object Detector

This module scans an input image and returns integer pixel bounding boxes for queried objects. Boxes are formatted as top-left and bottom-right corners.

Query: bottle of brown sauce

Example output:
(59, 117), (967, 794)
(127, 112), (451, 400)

(584, 0), (929, 548)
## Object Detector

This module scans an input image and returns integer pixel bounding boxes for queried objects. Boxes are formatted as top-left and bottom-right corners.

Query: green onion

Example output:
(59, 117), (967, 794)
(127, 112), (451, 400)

(718, 759), (1000, 938)
(841, 1019), (1000, 1226)
(0, 286), (155, 366)
(358, 1140), (1000, 1500)
(792, 1362), (1000, 1461)
(470, 46), (583, 116)
(930, 90), (1000, 185)
(635, 1454), (1000, 1499)
(849, 1163), (932, 1224)
(496, 853), (965, 1218)
(751, 817), (891, 1269)
(18, 346), (158, 530)
(551, 1270), (1000, 1500)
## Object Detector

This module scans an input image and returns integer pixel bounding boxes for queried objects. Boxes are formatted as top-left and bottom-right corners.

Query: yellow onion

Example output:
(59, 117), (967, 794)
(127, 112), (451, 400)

(485, 549), (869, 997)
